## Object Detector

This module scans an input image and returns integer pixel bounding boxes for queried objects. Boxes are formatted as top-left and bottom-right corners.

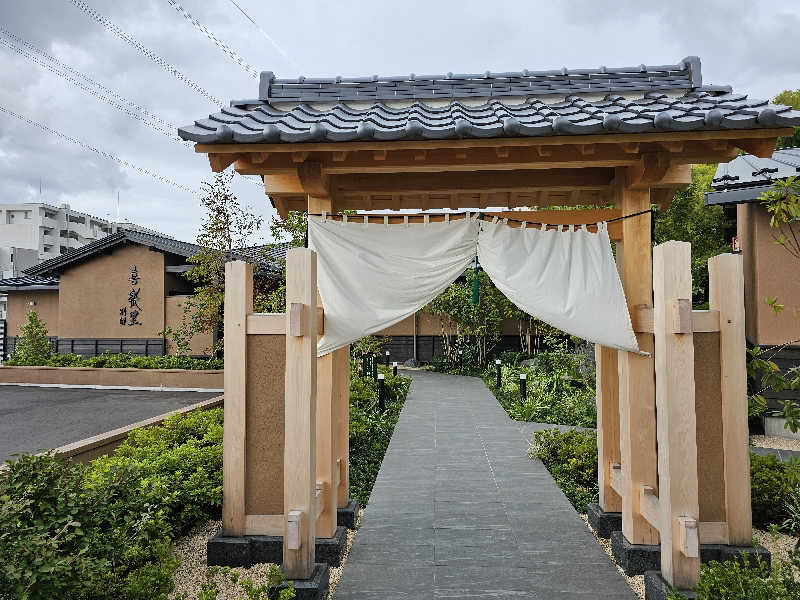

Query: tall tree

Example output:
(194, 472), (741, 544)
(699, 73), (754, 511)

(161, 172), (264, 355)
(775, 89), (800, 149)
(253, 211), (307, 313)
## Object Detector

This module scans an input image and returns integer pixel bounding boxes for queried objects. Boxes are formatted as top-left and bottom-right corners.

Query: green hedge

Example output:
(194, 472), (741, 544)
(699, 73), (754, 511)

(5, 351), (223, 370)
(484, 351), (596, 427)
(349, 365), (411, 506)
(0, 408), (223, 600)
(530, 428), (599, 512)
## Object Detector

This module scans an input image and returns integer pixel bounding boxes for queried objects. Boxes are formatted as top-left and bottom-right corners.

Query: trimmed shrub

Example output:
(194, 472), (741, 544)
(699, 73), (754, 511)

(531, 428), (598, 512)
(750, 453), (798, 529)
(6, 351), (223, 370)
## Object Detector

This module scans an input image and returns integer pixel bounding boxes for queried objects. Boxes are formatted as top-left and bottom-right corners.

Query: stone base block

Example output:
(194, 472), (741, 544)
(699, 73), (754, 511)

(586, 502), (622, 539)
(612, 531), (772, 576)
(337, 498), (360, 530)
(644, 571), (697, 600)
(274, 563), (329, 600)
(208, 526), (348, 568)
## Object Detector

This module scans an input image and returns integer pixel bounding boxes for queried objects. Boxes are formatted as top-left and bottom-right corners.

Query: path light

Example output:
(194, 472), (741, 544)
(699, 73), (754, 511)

(378, 373), (386, 412)
(458, 348), (463, 373)
(496, 359), (502, 388)
(520, 372), (527, 401)
(385, 350), (390, 366)
(392, 361), (398, 377)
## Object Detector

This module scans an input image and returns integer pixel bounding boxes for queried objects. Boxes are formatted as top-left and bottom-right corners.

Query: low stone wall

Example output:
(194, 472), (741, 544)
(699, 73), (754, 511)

(0, 365), (223, 390)
(54, 395), (223, 464)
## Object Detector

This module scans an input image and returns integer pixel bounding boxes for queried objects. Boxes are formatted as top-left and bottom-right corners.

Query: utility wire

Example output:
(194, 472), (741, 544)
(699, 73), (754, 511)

(68, 0), (224, 107)
(165, 0), (258, 79)
(0, 103), (197, 195)
(225, 0), (302, 73)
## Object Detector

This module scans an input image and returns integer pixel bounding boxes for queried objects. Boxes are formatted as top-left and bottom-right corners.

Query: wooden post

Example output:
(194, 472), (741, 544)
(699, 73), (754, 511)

(596, 344), (621, 512)
(283, 248), (318, 579)
(617, 176), (660, 545)
(223, 260), (252, 536)
(333, 345), (351, 508)
(653, 241), (700, 589)
(708, 253), (752, 545)
(316, 350), (337, 538)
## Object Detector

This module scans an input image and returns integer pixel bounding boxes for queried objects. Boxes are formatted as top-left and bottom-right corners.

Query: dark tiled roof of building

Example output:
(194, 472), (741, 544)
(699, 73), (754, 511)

(706, 147), (800, 205)
(178, 57), (800, 145)
(0, 275), (59, 291)
(25, 230), (281, 276)
(235, 242), (289, 266)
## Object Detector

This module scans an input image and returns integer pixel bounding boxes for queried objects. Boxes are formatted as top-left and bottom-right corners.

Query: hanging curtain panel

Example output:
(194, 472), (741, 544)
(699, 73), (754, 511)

(477, 220), (639, 353)
(309, 216), (480, 356)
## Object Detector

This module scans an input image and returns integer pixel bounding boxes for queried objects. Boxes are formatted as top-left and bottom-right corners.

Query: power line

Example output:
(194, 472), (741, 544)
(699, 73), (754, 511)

(165, 0), (258, 79)
(0, 103), (197, 195)
(0, 33), (190, 147)
(68, 0), (225, 107)
(225, 0), (302, 73)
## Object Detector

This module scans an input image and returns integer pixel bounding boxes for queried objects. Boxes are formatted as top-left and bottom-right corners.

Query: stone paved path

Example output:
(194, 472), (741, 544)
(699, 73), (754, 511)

(334, 370), (635, 599)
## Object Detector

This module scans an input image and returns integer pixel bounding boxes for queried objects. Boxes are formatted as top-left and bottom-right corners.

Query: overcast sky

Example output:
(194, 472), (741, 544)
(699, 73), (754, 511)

(0, 0), (798, 244)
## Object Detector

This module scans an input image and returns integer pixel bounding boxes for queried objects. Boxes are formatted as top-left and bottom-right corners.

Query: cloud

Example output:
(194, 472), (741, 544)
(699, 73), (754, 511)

(0, 0), (797, 244)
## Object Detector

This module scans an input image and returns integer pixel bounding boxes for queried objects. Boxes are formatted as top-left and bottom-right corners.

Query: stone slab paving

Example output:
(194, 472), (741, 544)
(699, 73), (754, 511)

(334, 370), (635, 599)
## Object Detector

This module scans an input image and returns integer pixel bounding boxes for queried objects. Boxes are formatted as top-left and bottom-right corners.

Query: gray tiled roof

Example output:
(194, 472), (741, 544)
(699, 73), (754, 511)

(0, 275), (59, 291)
(706, 147), (800, 205)
(25, 230), (281, 276)
(178, 57), (800, 145)
(235, 242), (289, 266)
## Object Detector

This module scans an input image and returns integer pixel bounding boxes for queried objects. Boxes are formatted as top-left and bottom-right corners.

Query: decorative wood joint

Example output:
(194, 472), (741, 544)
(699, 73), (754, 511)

(678, 516), (699, 558)
(317, 306), (325, 335)
(495, 147), (510, 158)
(671, 298), (692, 334)
(332, 151), (349, 162)
(413, 149), (427, 161)
(580, 144), (596, 156)
(291, 151), (310, 163)
(297, 159), (330, 197)
(373, 149), (387, 160)
(286, 510), (303, 550)
(627, 152), (671, 189)
(536, 145), (553, 157)
(288, 302), (307, 337)
(314, 480), (325, 519)
(251, 152), (269, 164)
(455, 150), (468, 159)
(622, 142), (640, 154)
(660, 141), (684, 153)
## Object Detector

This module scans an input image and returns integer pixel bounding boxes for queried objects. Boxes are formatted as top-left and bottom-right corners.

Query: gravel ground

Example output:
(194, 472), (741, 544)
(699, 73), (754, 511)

(580, 514), (644, 599)
(327, 509), (363, 599)
(751, 434), (800, 452)
(170, 520), (284, 600)
(754, 528), (800, 568)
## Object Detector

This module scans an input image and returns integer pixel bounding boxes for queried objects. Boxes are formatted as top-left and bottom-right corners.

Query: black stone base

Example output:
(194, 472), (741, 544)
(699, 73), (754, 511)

(274, 563), (329, 600)
(612, 531), (772, 576)
(586, 502), (622, 539)
(208, 526), (348, 568)
(337, 498), (360, 530)
(644, 571), (697, 600)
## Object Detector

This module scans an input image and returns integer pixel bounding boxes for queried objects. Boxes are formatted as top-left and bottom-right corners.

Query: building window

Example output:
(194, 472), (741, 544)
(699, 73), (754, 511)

(24, 211), (31, 219)
(60, 245), (68, 254)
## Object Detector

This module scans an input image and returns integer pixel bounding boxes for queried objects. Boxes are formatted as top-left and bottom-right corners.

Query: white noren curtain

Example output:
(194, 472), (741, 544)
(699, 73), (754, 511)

(308, 216), (639, 356)
(477, 220), (638, 353)
(309, 216), (480, 356)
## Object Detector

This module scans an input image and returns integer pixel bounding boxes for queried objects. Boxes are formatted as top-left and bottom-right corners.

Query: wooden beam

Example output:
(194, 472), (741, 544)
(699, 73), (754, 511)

(610, 463), (624, 497)
(708, 253), (752, 545)
(330, 168), (613, 195)
(698, 521), (729, 545)
(316, 341), (337, 538)
(627, 152), (671, 189)
(617, 174), (660, 546)
(597, 345), (622, 512)
(485, 209), (623, 240)
(283, 248), (318, 579)
(732, 138), (776, 158)
(653, 241), (700, 588)
(246, 313), (285, 335)
(244, 514), (284, 536)
(631, 307), (720, 334)
(222, 261), (252, 536)
(297, 160), (330, 198)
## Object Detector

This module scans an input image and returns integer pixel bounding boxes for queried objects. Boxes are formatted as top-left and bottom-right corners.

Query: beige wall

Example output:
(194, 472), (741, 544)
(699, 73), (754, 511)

(738, 203), (800, 345)
(165, 295), (214, 355)
(0, 365), (223, 388)
(7, 290), (60, 337)
(58, 244), (166, 339)
(376, 310), (534, 338)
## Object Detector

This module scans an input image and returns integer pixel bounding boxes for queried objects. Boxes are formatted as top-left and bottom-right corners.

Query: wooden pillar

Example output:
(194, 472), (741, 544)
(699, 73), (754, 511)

(316, 349), (337, 538)
(333, 345), (351, 508)
(222, 260), (252, 536)
(596, 344), (621, 512)
(653, 241), (700, 589)
(283, 248), (318, 579)
(708, 253), (752, 545)
(617, 175), (660, 545)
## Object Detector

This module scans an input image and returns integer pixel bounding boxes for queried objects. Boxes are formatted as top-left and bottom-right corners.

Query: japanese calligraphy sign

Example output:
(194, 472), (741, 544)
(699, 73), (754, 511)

(120, 265), (142, 327)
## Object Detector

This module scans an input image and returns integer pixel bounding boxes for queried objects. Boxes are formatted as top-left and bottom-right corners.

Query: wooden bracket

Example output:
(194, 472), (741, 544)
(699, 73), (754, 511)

(209, 153), (238, 172)
(671, 299), (692, 334)
(289, 302), (307, 337)
(733, 138), (776, 158)
(314, 481), (324, 519)
(297, 160), (330, 197)
(639, 485), (661, 530)
(286, 510), (303, 550)
(678, 517), (699, 558)
(627, 152), (671, 189)
(610, 462), (623, 496)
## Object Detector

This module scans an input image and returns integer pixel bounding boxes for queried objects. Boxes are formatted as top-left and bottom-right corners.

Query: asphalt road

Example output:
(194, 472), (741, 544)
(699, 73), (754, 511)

(0, 386), (219, 462)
